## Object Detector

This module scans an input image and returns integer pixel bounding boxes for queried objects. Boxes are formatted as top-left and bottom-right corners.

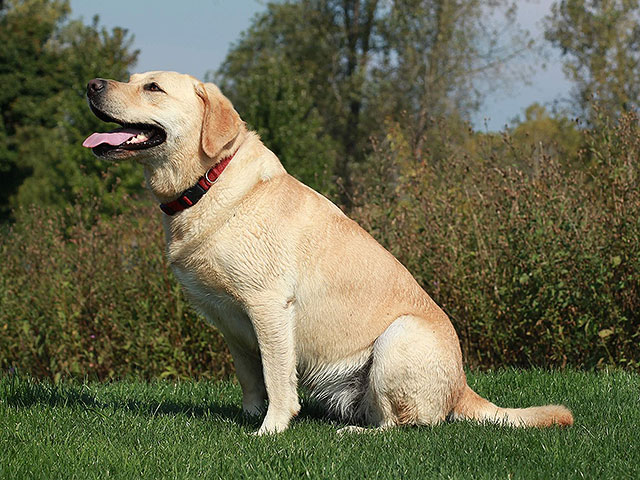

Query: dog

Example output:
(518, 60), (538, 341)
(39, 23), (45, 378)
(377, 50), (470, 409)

(83, 71), (573, 434)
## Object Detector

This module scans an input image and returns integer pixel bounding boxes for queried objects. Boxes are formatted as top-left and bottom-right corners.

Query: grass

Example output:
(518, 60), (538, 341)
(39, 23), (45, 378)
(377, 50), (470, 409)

(1, 369), (638, 479)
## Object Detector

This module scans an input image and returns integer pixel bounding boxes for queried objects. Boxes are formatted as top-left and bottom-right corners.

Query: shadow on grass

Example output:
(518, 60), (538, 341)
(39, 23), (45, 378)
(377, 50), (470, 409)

(1, 374), (252, 427)
(1, 374), (336, 430)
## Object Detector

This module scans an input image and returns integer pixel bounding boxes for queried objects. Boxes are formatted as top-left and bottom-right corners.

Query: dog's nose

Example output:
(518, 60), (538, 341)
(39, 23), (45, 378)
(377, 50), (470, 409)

(87, 78), (107, 97)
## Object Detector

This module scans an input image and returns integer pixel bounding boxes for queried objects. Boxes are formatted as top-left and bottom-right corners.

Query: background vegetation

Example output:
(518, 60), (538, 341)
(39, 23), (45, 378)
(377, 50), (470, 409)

(1, 0), (638, 380)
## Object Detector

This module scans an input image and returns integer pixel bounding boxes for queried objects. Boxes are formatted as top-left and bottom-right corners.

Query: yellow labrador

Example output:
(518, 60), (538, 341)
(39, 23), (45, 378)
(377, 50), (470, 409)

(83, 71), (573, 434)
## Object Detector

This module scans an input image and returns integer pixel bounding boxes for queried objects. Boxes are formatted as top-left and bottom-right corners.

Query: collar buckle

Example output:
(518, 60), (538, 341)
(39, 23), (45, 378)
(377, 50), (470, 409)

(205, 167), (219, 185)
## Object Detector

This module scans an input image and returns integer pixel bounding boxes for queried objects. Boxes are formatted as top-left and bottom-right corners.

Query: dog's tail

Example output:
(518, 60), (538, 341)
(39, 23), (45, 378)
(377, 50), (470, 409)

(451, 384), (573, 427)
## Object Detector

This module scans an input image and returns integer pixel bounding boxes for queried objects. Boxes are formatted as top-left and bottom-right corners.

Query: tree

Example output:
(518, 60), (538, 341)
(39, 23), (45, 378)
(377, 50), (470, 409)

(0, 0), (140, 221)
(376, 0), (531, 162)
(214, 54), (338, 194)
(217, 0), (532, 210)
(545, 0), (640, 122)
(217, 0), (380, 207)
(508, 103), (582, 167)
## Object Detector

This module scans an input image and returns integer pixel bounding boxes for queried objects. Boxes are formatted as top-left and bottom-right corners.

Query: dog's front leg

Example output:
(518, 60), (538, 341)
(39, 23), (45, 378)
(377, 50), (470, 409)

(225, 341), (267, 416)
(246, 295), (300, 435)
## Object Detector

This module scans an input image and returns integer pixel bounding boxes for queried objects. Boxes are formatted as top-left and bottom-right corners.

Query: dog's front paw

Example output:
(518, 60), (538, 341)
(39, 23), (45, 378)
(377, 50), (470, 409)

(252, 406), (296, 435)
(253, 419), (289, 436)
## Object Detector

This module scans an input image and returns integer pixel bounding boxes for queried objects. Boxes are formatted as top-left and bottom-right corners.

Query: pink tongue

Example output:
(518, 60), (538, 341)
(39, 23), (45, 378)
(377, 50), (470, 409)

(82, 129), (139, 148)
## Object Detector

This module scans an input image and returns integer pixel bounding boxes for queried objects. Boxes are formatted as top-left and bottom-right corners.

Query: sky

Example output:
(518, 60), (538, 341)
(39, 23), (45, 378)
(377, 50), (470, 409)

(69, 0), (573, 131)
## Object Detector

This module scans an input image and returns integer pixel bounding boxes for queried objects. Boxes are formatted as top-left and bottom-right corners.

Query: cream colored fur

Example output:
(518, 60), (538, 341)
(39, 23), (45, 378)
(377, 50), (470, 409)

(88, 71), (573, 434)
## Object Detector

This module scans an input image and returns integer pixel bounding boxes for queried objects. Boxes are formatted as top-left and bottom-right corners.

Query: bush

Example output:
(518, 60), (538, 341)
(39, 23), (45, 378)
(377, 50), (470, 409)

(352, 111), (639, 370)
(0, 197), (233, 381)
(1, 112), (637, 379)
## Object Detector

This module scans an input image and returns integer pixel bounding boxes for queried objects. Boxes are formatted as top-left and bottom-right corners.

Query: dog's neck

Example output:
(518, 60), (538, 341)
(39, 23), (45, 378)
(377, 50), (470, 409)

(142, 130), (247, 204)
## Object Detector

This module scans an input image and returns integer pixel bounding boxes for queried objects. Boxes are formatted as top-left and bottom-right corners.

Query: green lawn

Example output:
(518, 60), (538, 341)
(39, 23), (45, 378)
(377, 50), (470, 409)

(1, 369), (638, 479)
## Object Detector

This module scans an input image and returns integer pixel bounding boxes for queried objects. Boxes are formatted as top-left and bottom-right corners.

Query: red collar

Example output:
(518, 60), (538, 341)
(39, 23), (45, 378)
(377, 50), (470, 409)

(159, 153), (235, 216)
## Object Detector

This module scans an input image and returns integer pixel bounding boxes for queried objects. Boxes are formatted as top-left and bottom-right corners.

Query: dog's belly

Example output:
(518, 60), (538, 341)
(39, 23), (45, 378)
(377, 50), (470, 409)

(297, 349), (373, 423)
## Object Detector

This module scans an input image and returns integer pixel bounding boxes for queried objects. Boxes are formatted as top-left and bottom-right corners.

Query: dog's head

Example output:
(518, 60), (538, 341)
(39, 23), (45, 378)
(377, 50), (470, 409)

(83, 71), (242, 163)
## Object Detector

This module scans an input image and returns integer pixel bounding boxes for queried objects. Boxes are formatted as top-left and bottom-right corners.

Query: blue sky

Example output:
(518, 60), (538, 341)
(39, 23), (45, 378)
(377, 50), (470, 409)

(69, 0), (572, 131)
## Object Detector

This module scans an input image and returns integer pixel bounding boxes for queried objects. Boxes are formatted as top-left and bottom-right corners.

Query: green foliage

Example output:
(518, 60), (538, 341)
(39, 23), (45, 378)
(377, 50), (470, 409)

(0, 0), (141, 221)
(214, 54), (337, 195)
(0, 198), (233, 381)
(1, 110), (637, 379)
(353, 110), (639, 370)
(2, 371), (639, 479)
(217, 0), (531, 208)
(507, 103), (582, 167)
(376, 0), (531, 160)
(217, 0), (368, 204)
(461, 104), (583, 176)
(545, 0), (640, 122)
(1, 0), (638, 381)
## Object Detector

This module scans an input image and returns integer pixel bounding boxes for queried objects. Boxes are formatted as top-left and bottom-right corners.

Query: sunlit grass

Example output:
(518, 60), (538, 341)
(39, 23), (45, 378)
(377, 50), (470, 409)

(1, 369), (638, 479)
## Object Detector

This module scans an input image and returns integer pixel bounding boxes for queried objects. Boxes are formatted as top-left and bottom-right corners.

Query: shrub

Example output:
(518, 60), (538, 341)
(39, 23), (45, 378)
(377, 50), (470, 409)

(0, 197), (233, 381)
(1, 111), (637, 379)
(352, 112), (639, 370)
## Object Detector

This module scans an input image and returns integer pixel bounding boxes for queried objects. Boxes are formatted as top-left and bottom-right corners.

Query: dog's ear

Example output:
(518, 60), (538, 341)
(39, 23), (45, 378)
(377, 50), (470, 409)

(195, 82), (242, 159)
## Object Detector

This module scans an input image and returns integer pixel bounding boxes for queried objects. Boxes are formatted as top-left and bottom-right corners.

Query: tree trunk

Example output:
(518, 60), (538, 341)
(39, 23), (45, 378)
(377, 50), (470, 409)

(336, 0), (377, 211)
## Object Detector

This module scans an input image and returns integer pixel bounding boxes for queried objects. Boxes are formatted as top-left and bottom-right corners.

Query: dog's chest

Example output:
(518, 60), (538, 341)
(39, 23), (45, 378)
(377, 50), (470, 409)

(170, 259), (258, 351)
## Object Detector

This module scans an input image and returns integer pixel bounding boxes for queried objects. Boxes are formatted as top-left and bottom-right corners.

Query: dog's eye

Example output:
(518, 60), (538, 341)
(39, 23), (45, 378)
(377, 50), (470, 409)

(144, 82), (163, 92)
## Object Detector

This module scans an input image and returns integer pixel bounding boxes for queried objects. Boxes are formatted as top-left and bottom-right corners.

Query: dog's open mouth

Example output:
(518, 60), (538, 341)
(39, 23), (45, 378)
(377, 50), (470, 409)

(82, 104), (166, 157)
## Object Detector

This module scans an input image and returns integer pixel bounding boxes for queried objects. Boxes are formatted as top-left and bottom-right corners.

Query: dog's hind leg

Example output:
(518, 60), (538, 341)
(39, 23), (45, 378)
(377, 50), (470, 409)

(353, 315), (465, 430)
